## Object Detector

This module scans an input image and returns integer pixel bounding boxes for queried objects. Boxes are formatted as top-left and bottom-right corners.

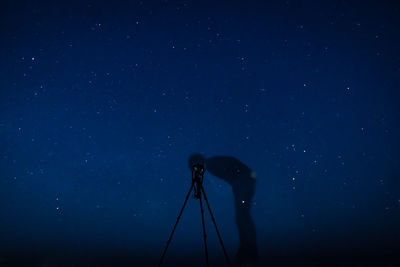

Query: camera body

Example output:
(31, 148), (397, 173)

(192, 163), (204, 175)
(191, 163), (205, 199)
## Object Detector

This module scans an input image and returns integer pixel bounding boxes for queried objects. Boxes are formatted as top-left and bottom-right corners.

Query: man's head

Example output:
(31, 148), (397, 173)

(188, 153), (206, 170)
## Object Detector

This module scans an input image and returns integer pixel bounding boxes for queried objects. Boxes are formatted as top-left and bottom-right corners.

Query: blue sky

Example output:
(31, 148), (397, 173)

(1, 1), (399, 266)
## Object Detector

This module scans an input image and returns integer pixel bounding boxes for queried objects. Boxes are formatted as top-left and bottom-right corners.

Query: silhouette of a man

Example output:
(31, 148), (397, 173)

(188, 153), (258, 265)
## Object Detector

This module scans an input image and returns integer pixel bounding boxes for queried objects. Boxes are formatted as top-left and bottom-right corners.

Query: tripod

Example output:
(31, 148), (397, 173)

(158, 164), (231, 267)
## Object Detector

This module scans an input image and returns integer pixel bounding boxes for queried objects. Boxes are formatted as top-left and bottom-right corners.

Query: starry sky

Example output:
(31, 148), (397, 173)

(1, 0), (399, 266)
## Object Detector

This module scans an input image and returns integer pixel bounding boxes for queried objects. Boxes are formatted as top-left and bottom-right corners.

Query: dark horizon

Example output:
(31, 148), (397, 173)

(2, 244), (398, 266)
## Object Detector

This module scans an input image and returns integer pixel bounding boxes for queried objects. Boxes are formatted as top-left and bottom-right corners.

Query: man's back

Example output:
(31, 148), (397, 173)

(205, 156), (253, 185)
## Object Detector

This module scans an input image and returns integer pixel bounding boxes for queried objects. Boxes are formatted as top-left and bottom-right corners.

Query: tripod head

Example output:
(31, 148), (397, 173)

(191, 163), (204, 199)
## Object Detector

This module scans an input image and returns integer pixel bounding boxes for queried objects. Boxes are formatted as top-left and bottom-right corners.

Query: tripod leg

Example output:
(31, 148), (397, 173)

(201, 186), (232, 267)
(199, 193), (209, 267)
(158, 181), (195, 267)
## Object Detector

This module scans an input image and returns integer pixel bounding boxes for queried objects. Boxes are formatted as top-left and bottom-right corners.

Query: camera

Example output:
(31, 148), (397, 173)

(192, 163), (204, 174)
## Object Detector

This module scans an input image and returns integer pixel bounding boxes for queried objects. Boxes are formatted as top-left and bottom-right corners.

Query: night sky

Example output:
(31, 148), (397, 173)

(1, 1), (399, 266)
